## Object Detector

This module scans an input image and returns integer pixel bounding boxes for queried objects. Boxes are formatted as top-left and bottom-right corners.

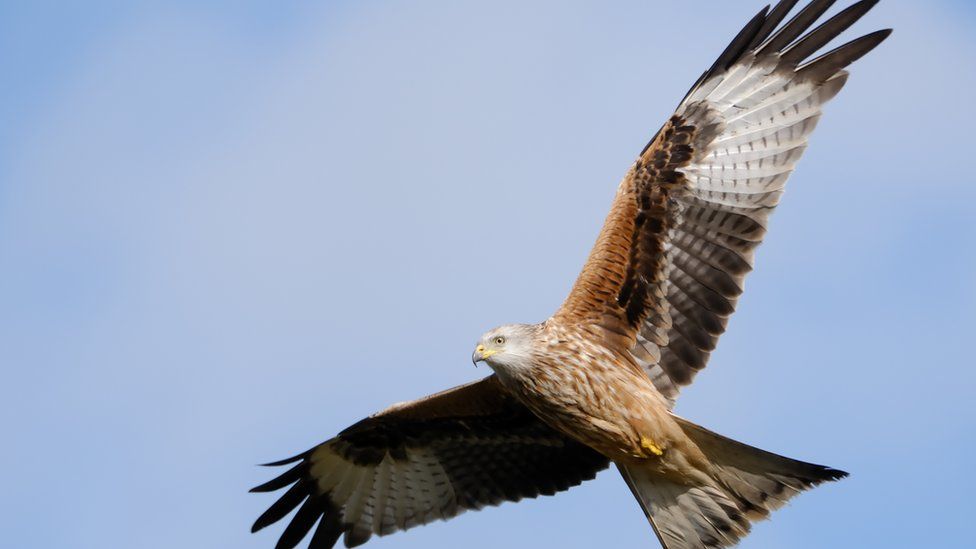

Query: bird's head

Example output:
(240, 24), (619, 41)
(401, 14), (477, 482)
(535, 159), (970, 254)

(472, 323), (540, 373)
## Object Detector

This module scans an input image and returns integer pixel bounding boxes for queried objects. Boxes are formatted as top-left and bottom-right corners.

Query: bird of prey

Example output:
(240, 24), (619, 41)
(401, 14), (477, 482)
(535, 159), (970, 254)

(251, 1), (889, 547)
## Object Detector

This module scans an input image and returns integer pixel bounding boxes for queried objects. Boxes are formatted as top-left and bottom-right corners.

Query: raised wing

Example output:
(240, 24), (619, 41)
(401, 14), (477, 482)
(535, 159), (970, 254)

(250, 376), (609, 548)
(554, 0), (889, 403)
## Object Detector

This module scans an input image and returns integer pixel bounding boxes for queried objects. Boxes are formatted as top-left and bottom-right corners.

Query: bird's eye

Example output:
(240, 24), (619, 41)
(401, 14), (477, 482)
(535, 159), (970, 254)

(494, 336), (505, 345)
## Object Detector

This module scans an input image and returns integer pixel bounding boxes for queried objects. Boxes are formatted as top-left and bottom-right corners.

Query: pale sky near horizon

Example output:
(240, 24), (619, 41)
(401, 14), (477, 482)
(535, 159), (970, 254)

(2, 1), (975, 548)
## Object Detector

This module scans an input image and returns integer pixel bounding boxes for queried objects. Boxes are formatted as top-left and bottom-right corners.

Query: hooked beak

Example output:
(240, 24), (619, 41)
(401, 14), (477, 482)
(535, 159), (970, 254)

(471, 344), (496, 366)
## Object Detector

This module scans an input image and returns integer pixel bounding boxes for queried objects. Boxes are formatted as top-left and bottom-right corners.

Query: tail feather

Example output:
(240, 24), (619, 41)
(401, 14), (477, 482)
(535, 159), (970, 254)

(674, 415), (848, 518)
(620, 466), (751, 549)
(619, 416), (847, 549)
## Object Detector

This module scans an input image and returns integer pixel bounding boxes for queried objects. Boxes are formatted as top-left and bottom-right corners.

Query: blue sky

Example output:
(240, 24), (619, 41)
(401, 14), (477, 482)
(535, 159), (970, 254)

(2, 1), (974, 548)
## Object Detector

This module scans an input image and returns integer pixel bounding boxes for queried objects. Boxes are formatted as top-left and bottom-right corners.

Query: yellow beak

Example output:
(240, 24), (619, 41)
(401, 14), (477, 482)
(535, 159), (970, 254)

(471, 344), (498, 365)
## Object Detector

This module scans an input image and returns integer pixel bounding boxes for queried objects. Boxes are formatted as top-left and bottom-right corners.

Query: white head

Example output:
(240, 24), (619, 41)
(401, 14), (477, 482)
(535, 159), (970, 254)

(471, 323), (540, 375)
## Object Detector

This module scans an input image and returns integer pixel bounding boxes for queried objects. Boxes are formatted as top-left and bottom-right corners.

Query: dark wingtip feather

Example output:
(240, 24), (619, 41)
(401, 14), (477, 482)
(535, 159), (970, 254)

(797, 28), (891, 80)
(824, 467), (850, 481)
(781, 0), (881, 64)
(250, 463), (305, 493)
(252, 482), (309, 533)
(309, 505), (344, 549)
(758, 0), (837, 54)
(804, 463), (850, 484)
(276, 497), (325, 549)
(709, 5), (770, 73)
(259, 451), (308, 467)
(746, 0), (802, 51)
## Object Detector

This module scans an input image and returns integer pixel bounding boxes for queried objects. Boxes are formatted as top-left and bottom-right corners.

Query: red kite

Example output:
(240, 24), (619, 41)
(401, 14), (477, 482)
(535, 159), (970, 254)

(252, 1), (889, 547)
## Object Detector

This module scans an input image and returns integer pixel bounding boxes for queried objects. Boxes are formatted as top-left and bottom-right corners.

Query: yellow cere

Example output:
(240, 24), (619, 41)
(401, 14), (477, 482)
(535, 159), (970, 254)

(475, 344), (499, 360)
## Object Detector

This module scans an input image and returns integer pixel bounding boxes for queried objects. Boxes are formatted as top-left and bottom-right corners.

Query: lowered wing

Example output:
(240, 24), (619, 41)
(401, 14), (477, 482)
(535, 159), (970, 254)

(251, 376), (609, 548)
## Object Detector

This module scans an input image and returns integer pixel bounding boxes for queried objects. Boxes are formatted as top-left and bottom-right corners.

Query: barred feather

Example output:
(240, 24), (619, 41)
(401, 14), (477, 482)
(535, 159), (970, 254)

(631, 0), (890, 404)
(251, 377), (608, 549)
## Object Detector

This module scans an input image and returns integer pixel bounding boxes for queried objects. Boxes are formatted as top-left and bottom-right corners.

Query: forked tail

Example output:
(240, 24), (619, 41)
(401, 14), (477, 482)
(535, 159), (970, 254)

(619, 416), (847, 549)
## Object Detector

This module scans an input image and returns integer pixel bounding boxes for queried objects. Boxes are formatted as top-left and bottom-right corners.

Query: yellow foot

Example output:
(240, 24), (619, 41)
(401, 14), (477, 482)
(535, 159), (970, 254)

(640, 436), (665, 456)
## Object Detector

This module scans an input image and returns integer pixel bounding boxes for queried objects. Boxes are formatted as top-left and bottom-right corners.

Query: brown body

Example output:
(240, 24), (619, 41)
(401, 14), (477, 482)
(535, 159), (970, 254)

(492, 322), (705, 474)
